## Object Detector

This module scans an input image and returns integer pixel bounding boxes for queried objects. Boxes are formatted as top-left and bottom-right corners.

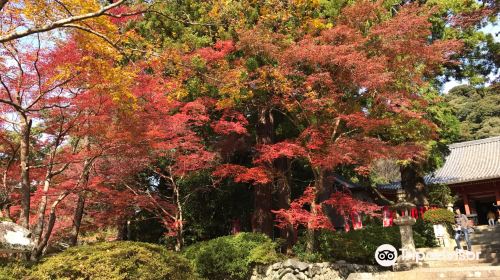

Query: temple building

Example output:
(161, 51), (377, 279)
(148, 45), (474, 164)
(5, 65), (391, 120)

(379, 136), (500, 225)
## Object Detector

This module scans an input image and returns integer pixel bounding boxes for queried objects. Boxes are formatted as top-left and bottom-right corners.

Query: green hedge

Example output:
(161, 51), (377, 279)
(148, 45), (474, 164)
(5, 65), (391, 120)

(423, 208), (455, 225)
(29, 241), (196, 280)
(293, 221), (430, 264)
(183, 232), (281, 280)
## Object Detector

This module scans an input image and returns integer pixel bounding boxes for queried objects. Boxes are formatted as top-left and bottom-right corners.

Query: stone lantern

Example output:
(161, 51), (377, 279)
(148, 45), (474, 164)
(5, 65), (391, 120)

(390, 189), (419, 270)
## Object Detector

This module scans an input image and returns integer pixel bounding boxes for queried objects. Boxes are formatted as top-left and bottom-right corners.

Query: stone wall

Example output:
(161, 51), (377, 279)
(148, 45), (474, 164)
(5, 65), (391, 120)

(251, 259), (381, 280)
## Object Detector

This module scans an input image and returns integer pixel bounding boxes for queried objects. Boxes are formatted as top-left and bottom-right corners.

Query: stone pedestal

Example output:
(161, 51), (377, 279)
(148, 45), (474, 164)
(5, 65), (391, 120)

(393, 216), (420, 271)
(395, 216), (416, 251)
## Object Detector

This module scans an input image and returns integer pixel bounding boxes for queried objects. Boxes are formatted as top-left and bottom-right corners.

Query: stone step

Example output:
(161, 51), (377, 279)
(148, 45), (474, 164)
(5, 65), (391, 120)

(422, 261), (498, 268)
(418, 246), (500, 253)
(347, 266), (500, 280)
(413, 248), (499, 265)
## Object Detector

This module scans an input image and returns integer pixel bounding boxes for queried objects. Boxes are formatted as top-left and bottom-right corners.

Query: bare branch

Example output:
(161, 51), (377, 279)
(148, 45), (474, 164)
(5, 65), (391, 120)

(62, 24), (120, 50)
(0, 98), (24, 112)
(0, 75), (13, 103)
(0, 0), (126, 43)
(34, 34), (42, 97)
(26, 75), (76, 111)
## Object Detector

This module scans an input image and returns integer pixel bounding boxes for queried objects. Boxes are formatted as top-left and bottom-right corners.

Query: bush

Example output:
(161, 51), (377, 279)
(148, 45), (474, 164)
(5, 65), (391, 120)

(183, 232), (281, 280)
(29, 241), (196, 280)
(423, 208), (455, 225)
(428, 184), (457, 207)
(292, 220), (432, 264)
(324, 225), (401, 264)
(413, 219), (438, 248)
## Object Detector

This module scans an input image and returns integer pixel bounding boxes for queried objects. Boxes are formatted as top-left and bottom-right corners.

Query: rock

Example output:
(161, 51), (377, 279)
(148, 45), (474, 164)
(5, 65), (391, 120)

(279, 268), (294, 278)
(253, 260), (381, 280)
(283, 259), (300, 268)
(309, 265), (322, 277)
(336, 260), (347, 264)
(0, 221), (34, 252)
(295, 261), (309, 272)
(282, 274), (298, 280)
(296, 271), (307, 280)
(250, 275), (261, 280)
(272, 262), (283, 270)
(266, 265), (274, 276)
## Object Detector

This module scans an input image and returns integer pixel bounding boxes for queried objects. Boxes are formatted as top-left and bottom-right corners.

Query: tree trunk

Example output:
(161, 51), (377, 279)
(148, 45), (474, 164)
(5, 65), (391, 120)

(306, 169), (337, 253)
(252, 108), (274, 237)
(68, 193), (85, 246)
(306, 169), (324, 253)
(275, 158), (294, 254)
(3, 205), (11, 220)
(173, 183), (183, 252)
(18, 117), (32, 228)
(116, 220), (129, 241)
(31, 175), (52, 255)
(68, 136), (93, 246)
(400, 164), (428, 206)
(31, 192), (68, 261)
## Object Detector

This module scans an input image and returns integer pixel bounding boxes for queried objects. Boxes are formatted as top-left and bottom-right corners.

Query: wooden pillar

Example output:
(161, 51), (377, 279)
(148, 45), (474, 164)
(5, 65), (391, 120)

(495, 190), (500, 206)
(463, 192), (471, 215)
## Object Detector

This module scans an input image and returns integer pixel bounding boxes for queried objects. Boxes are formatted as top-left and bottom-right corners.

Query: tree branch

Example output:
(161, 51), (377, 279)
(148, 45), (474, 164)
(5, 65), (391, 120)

(0, 0), (126, 43)
(62, 24), (120, 50)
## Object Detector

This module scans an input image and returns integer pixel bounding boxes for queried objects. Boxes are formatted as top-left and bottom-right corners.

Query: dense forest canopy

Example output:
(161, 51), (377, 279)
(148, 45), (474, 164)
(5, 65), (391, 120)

(0, 0), (497, 263)
(446, 84), (500, 140)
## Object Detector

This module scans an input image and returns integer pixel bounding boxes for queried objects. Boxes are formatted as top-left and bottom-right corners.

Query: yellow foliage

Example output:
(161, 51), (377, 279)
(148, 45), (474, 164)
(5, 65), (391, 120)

(8, 0), (100, 27)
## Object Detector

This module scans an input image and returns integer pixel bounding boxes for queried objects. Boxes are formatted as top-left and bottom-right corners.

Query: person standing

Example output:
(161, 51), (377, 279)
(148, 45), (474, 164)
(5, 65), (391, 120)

(454, 208), (472, 251)
(487, 210), (496, 227)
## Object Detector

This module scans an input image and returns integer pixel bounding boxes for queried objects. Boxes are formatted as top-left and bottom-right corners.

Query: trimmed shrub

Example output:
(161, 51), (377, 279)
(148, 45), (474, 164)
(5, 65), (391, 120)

(423, 208), (455, 225)
(183, 232), (281, 280)
(29, 241), (196, 280)
(293, 221), (429, 264)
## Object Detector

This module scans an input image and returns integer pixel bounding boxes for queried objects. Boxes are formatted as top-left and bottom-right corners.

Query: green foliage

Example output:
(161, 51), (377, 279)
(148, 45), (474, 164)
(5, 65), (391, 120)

(428, 184), (457, 207)
(0, 261), (31, 280)
(135, 0), (332, 51)
(423, 208), (455, 225)
(447, 84), (500, 141)
(30, 241), (196, 280)
(183, 232), (281, 280)
(179, 175), (254, 245)
(413, 219), (438, 248)
(292, 220), (436, 264)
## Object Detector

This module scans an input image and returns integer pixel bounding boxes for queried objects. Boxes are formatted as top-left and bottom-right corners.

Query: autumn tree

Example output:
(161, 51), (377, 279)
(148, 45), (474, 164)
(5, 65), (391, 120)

(0, 0), (143, 44)
(264, 1), (461, 251)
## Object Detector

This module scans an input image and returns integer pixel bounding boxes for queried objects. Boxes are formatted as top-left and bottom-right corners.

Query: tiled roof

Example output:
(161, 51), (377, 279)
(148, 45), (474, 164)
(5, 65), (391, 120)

(379, 136), (500, 190)
(429, 136), (500, 185)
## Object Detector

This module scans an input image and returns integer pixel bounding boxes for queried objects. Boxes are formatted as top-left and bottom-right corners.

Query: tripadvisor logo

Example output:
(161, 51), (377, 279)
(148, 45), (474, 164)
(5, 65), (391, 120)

(374, 244), (398, 267)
